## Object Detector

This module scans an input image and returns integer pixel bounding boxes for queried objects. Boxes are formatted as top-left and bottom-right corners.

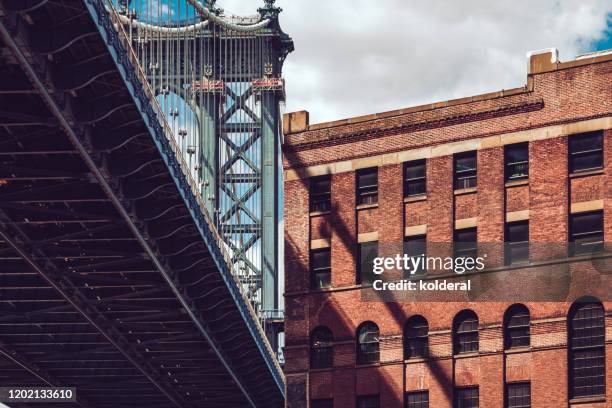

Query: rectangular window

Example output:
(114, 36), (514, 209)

(311, 248), (331, 289)
(357, 168), (378, 205)
(356, 395), (379, 408)
(505, 221), (529, 265)
(312, 399), (333, 408)
(310, 175), (331, 212)
(454, 228), (477, 259)
(358, 241), (378, 284)
(505, 143), (529, 182)
(404, 160), (426, 196)
(506, 382), (530, 408)
(405, 391), (429, 408)
(454, 151), (477, 190)
(569, 131), (603, 173)
(404, 235), (427, 276)
(454, 386), (479, 408)
(570, 211), (603, 256)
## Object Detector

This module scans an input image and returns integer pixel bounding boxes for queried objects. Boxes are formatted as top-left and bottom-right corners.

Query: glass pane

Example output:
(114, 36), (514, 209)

(507, 221), (528, 242)
(311, 249), (331, 269)
(505, 144), (528, 163)
(359, 242), (378, 283)
(571, 212), (603, 235)
(405, 160), (426, 179)
(358, 168), (378, 188)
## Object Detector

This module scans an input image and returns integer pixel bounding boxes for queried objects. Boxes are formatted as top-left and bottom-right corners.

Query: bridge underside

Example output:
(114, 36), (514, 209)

(0, 0), (283, 407)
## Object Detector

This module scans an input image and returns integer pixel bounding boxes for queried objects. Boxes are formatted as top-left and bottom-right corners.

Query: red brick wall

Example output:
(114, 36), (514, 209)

(330, 172), (357, 287)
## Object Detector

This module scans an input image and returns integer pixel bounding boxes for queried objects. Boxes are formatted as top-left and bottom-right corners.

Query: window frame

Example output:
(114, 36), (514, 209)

(310, 175), (331, 212)
(504, 143), (529, 182)
(310, 248), (332, 289)
(503, 304), (530, 350)
(404, 315), (429, 359)
(453, 310), (479, 355)
(356, 322), (380, 365)
(568, 301), (605, 399)
(358, 241), (378, 285)
(569, 131), (603, 174)
(454, 386), (479, 408)
(454, 151), (477, 190)
(356, 167), (378, 205)
(311, 399), (333, 408)
(310, 326), (334, 369)
(404, 235), (427, 276)
(454, 228), (477, 260)
(404, 159), (427, 197)
(505, 382), (531, 408)
(405, 390), (429, 408)
(505, 221), (529, 266)
(569, 211), (604, 256)
(356, 394), (380, 408)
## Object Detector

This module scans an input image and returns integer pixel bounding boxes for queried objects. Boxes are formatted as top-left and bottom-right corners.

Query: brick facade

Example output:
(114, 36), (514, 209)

(282, 50), (612, 408)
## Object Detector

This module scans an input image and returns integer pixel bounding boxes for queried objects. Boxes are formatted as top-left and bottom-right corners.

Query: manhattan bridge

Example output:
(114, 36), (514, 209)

(0, 0), (292, 406)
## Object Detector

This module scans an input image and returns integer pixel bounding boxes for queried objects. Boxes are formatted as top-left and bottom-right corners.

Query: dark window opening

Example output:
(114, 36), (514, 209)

(310, 175), (331, 212)
(356, 322), (380, 365)
(454, 386), (479, 408)
(311, 248), (331, 289)
(569, 131), (603, 173)
(311, 399), (333, 408)
(505, 221), (529, 265)
(404, 315), (429, 359)
(358, 241), (378, 284)
(405, 391), (429, 408)
(453, 310), (479, 354)
(569, 301), (605, 399)
(454, 228), (477, 259)
(357, 167), (378, 205)
(504, 304), (530, 349)
(404, 235), (427, 276)
(404, 160), (426, 196)
(357, 395), (380, 408)
(310, 326), (333, 369)
(505, 143), (529, 181)
(570, 211), (603, 256)
(454, 151), (477, 189)
(506, 382), (530, 408)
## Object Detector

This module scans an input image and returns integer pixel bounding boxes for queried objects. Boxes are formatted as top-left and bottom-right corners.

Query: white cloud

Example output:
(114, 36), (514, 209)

(218, 0), (611, 123)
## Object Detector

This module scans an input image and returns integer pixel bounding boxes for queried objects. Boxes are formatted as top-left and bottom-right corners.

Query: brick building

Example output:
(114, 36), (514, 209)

(282, 49), (612, 408)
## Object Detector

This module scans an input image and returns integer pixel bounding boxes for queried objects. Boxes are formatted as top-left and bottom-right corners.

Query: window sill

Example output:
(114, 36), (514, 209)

(569, 168), (604, 178)
(309, 210), (331, 217)
(404, 194), (427, 203)
(355, 362), (381, 368)
(453, 352), (479, 359)
(309, 367), (333, 373)
(504, 346), (531, 354)
(454, 187), (477, 196)
(404, 357), (428, 364)
(505, 179), (528, 188)
(356, 203), (378, 210)
(569, 396), (606, 405)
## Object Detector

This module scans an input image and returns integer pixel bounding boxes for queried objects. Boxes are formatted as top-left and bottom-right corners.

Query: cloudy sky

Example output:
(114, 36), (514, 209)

(217, 0), (612, 124)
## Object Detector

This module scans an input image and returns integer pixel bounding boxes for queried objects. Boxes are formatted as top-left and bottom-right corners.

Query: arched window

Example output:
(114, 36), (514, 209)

(453, 310), (479, 354)
(568, 300), (605, 399)
(504, 304), (530, 349)
(356, 322), (379, 365)
(404, 315), (428, 359)
(310, 326), (333, 369)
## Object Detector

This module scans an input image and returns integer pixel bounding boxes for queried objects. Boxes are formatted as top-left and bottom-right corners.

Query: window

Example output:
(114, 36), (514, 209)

(570, 211), (603, 256)
(504, 304), (530, 349)
(569, 131), (603, 173)
(454, 386), (479, 408)
(404, 235), (427, 276)
(404, 315), (428, 359)
(404, 160), (426, 196)
(311, 248), (331, 289)
(405, 391), (429, 408)
(310, 326), (333, 369)
(505, 221), (529, 265)
(310, 175), (331, 212)
(454, 228), (477, 259)
(505, 143), (529, 181)
(454, 151), (477, 189)
(312, 399), (333, 408)
(568, 301), (605, 399)
(506, 382), (530, 408)
(356, 322), (379, 365)
(453, 310), (479, 354)
(358, 241), (378, 284)
(357, 167), (378, 205)
(356, 395), (379, 408)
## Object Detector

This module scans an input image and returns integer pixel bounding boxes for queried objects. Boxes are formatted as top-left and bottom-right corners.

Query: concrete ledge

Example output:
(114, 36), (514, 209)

(358, 232), (378, 243)
(405, 224), (427, 237)
(506, 210), (529, 222)
(310, 238), (331, 249)
(455, 217), (477, 230)
(570, 199), (604, 214)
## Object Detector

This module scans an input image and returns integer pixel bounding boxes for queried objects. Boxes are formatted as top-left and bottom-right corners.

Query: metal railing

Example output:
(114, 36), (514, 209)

(92, 0), (284, 389)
